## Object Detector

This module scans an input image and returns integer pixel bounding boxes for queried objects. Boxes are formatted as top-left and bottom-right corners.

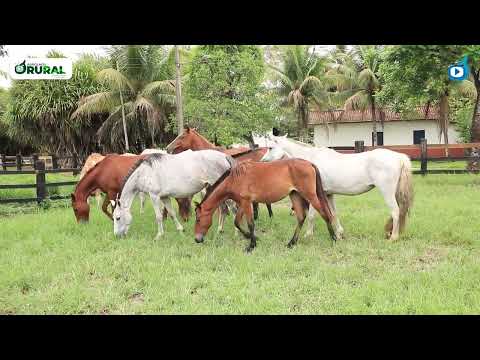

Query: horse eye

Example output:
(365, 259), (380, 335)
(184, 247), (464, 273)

(115, 217), (120, 221)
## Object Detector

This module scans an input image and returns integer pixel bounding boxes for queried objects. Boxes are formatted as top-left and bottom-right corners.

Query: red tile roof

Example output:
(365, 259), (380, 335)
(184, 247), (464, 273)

(308, 105), (440, 125)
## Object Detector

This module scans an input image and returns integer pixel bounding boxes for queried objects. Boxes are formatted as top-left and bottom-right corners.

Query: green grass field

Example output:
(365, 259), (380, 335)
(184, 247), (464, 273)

(0, 174), (479, 314)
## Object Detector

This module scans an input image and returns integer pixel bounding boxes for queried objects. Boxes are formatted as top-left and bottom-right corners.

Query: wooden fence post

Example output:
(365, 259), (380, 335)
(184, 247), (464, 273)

(51, 154), (58, 169)
(72, 154), (78, 170)
(32, 154), (39, 170)
(355, 140), (365, 153)
(1, 154), (6, 171)
(420, 138), (428, 176)
(16, 154), (22, 171)
(36, 160), (46, 204)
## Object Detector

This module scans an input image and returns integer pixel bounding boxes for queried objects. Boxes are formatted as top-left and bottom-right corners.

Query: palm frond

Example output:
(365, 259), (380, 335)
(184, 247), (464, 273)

(96, 68), (134, 92)
(71, 91), (118, 119)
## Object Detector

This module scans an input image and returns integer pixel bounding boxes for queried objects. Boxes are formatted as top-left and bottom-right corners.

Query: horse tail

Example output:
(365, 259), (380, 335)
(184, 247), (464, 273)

(396, 154), (414, 233)
(312, 164), (334, 223)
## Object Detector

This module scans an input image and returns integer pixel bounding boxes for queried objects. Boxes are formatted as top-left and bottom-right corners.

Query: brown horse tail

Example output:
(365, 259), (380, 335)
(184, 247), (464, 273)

(312, 164), (334, 223)
(396, 154), (414, 233)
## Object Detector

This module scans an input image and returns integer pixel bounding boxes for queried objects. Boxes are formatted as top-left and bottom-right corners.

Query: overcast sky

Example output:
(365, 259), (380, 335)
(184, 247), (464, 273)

(0, 45), (336, 88)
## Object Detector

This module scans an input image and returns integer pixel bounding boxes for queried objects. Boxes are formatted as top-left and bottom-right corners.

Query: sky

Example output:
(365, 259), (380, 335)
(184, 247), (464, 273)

(0, 45), (337, 88)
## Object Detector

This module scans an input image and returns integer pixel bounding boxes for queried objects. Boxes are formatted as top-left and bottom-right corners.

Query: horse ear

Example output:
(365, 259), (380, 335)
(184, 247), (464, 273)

(110, 200), (116, 208)
(185, 127), (190, 133)
(272, 127), (280, 136)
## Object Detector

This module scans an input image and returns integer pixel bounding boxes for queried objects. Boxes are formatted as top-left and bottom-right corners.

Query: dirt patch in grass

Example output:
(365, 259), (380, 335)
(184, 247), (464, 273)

(413, 247), (448, 271)
(128, 292), (144, 304)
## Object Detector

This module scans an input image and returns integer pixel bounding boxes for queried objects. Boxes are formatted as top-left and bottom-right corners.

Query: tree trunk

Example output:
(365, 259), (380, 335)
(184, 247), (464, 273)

(370, 95), (377, 147)
(174, 45), (184, 135)
(117, 61), (129, 152)
(439, 91), (449, 157)
(468, 73), (480, 170)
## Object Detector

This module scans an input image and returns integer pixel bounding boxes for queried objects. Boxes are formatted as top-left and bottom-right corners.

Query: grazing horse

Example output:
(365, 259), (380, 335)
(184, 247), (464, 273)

(72, 154), (146, 222)
(165, 127), (249, 156)
(194, 159), (337, 252)
(79, 152), (136, 207)
(112, 150), (235, 239)
(260, 135), (414, 241)
(231, 148), (274, 219)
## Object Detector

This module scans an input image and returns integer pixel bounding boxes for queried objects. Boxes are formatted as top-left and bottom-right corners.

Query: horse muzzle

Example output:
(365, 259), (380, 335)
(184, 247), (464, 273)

(194, 233), (204, 243)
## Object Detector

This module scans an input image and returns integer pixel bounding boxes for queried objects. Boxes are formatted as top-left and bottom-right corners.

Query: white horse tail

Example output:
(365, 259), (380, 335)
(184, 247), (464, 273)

(396, 154), (413, 233)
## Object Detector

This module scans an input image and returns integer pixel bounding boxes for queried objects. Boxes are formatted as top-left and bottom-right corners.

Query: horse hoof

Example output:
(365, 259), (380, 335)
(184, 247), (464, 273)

(244, 246), (255, 253)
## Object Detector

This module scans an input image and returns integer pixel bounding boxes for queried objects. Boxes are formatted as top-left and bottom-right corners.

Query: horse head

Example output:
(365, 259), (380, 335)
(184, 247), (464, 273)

(71, 192), (90, 223)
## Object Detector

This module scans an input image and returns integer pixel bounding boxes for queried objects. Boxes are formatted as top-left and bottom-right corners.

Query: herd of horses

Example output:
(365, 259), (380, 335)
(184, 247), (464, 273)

(71, 127), (414, 252)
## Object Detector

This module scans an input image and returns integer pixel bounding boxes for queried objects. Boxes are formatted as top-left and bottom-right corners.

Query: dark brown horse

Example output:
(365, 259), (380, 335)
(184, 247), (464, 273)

(166, 127), (249, 156)
(71, 154), (191, 223)
(194, 159), (337, 252)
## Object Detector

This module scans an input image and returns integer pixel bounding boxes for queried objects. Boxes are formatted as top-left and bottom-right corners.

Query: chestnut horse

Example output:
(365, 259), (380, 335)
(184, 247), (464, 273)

(165, 127), (249, 156)
(231, 148), (274, 219)
(194, 159), (337, 252)
(72, 154), (191, 223)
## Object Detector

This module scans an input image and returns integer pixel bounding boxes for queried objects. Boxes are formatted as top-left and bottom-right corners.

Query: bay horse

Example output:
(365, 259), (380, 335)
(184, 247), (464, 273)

(261, 135), (414, 241)
(72, 154), (191, 223)
(194, 159), (337, 252)
(112, 150), (235, 239)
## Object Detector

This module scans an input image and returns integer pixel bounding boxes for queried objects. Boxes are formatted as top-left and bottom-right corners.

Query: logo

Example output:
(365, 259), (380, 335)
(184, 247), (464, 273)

(448, 56), (469, 81)
(9, 58), (72, 80)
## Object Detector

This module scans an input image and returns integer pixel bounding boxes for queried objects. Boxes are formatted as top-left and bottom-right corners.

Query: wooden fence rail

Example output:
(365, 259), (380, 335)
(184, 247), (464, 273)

(0, 153), (80, 171)
(0, 160), (81, 205)
(353, 139), (480, 175)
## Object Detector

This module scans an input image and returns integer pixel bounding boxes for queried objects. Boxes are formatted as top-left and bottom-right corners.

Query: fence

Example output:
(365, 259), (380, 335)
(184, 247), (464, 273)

(1, 153), (79, 171)
(0, 159), (81, 205)
(352, 140), (480, 175)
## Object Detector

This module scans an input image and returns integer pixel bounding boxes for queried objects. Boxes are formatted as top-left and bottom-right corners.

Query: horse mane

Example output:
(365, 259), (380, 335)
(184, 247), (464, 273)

(230, 161), (254, 179)
(231, 147), (270, 158)
(197, 169), (231, 207)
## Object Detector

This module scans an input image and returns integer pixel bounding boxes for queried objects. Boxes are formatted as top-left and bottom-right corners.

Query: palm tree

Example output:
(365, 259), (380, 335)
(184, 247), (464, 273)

(269, 45), (329, 141)
(328, 45), (384, 146)
(72, 45), (189, 150)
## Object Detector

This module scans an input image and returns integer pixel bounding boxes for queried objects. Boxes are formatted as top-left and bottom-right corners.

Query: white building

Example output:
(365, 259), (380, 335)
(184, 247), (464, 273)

(308, 105), (460, 147)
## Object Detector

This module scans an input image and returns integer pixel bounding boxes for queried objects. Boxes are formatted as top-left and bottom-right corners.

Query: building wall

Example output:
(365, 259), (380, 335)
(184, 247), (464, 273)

(313, 120), (460, 147)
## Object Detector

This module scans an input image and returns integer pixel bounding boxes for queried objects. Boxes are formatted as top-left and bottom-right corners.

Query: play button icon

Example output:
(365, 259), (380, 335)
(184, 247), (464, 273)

(448, 56), (468, 81)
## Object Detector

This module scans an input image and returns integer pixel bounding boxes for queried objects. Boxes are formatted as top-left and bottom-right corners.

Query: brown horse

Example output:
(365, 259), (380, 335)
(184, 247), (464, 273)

(231, 148), (274, 219)
(194, 159), (337, 252)
(166, 127), (249, 156)
(72, 154), (191, 223)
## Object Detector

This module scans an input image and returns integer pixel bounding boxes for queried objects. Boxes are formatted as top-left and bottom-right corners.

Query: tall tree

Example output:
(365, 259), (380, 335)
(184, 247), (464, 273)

(184, 45), (277, 145)
(72, 45), (182, 150)
(269, 45), (328, 141)
(329, 45), (384, 146)
(377, 45), (477, 158)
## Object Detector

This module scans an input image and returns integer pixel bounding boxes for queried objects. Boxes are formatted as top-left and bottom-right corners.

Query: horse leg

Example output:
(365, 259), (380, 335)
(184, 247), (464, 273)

(234, 206), (250, 239)
(139, 192), (145, 214)
(377, 183), (400, 241)
(287, 192), (309, 248)
(150, 194), (166, 240)
(160, 197), (184, 232)
(328, 195), (344, 240)
(266, 203), (273, 218)
(96, 191), (102, 207)
(243, 202), (257, 253)
(253, 202), (259, 220)
(305, 204), (316, 237)
(217, 202), (228, 234)
(102, 194), (113, 220)
(301, 191), (337, 242)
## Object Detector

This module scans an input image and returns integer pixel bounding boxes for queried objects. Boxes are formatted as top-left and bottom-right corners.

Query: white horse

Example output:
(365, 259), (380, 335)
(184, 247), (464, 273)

(138, 148), (166, 213)
(112, 149), (235, 239)
(260, 135), (413, 241)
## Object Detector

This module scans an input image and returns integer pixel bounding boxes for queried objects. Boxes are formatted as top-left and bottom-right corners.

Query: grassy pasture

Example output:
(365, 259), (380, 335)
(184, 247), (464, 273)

(0, 174), (479, 314)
